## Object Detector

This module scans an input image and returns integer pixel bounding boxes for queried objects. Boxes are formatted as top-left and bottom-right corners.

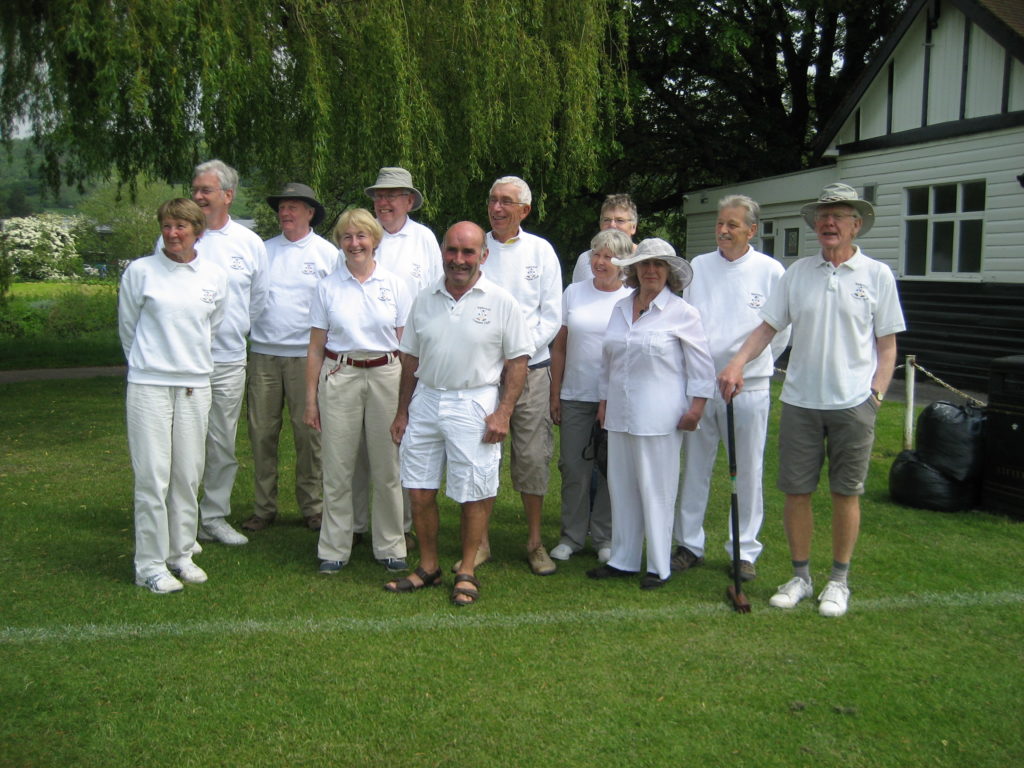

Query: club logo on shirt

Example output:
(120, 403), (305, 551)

(229, 256), (245, 271)
(410, 264), (422, 279)
(302, 262), (316, 275)
(851, 283), (870, 301)
(748, 292), (766, 309)
(524, 266), (539, 281)
(474, 307), (491, 324)
(378, 287), (394, 304)
(200, 289), (216, 304)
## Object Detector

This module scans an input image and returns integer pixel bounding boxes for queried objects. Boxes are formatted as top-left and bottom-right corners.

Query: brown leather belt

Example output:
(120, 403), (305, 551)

(323, 350), (397, 368)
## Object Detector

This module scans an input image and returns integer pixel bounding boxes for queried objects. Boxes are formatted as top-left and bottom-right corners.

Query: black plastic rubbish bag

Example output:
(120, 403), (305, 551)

(915, 401), (986, 483)
(889, 450), (978, 512)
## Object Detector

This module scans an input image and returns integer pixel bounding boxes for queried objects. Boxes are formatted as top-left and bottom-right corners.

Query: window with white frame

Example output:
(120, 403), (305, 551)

(760, 220), (775, 257)
(903, 181), (985, 276)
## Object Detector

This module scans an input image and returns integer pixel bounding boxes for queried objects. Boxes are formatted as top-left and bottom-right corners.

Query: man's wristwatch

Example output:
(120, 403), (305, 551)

(871, 389), (884, 402)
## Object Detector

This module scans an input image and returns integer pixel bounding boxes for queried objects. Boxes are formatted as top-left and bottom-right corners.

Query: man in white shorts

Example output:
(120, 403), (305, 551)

(385, 222), (532, 606)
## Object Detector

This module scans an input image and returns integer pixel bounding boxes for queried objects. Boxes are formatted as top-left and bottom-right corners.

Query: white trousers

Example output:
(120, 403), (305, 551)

(127, 383), (211, 579)
(675, 390), (769, 563)
(317, 358), (405, 562)
(198, 362), (246, 523)
(606, 430), (684, 580)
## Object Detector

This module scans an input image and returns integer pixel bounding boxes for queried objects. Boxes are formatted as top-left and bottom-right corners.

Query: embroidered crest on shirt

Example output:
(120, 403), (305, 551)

(200, 289), (216, 304)
(302, 262), (316, 275)
(410, 264), (422, 279)
(474, 307), (491, 324)
(229, 256), (245, 271)
(524, 266), (539, 281)
(377, 287), (394, 304)
(851, 283), (870, 301)
(748, 292), (766, 309)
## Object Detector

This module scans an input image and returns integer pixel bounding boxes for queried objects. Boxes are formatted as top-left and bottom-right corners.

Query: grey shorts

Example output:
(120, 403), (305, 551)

(777, 398), (879, 496)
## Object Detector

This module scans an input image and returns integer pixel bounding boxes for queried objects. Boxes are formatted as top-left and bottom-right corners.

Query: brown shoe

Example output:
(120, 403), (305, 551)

(730, 559), (757, 582)
(670, 545), (704, 572)
(241, 514), (274, 532)
(527, 544), (557, 576)
(306, 514), (322, 531)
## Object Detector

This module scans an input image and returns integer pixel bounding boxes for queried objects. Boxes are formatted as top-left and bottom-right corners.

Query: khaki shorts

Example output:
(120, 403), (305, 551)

(777, 398), (879, 496)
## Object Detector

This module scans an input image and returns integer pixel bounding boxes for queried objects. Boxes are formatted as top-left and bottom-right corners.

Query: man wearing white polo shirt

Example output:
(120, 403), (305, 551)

(161, 160), (269, 547)
(476, 175), (562, 576)
(385, 221), (532, 606)
(353, 167), (443, 548)
(571, 193), (639, 283)
(243, 183), (339, 532)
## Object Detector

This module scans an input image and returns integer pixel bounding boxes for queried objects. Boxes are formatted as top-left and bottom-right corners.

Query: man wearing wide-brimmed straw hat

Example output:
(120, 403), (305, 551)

(243, 183), (339, 534)
(353, 167), (443, 550)
(719, 182), (905, 618)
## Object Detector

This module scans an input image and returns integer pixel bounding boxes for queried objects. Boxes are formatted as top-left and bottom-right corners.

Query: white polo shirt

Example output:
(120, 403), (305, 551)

(375, 217), (442, 301)
(600, 286), (716, 436)
(559, 279), (632, 402)
(683, 247), (789, 392)
(158, 218), (269, 364)
(310, 261), (410, 354)
(118, 252), (228, 387)
(249, 231), (339, 357)
(400, 273), (533, 391)
(483, 229), (562, 366)
(760, 246), (906, 410)
(571, 249), (594, 283)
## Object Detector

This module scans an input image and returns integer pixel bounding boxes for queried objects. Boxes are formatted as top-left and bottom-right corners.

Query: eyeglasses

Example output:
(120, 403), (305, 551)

(487, 196), (525, 208)
(372, 191), (410, 202)
(601, 217), (634, 226)
(814, 212), (857, 223)
(190, 186), (223, 196)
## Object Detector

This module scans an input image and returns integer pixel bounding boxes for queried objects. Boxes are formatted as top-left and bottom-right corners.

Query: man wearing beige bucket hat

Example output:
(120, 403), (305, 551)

(718, 182), (905, 617)
(354, 167), (443, 549)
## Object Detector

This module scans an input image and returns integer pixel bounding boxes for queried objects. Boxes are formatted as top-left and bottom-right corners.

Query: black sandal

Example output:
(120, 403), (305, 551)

(384, 566), (443, 593)
(451, 572), (481, 606)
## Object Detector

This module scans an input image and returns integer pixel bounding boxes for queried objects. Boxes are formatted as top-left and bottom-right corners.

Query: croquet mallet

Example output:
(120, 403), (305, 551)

(726, 400), (751, 613)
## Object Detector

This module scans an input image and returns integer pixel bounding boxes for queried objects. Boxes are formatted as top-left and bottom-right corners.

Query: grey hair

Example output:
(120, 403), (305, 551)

(490, 175), (532, 206)
(718, 194), (759, 228)
(622, 263), (688, 293)
(600, 193), (638, 224)
(193, 159), (240, 193)
(590, 228), (633, 260)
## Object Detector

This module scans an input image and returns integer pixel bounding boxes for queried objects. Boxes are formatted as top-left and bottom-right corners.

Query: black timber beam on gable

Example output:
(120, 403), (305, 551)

(835, 111), (1024, 154)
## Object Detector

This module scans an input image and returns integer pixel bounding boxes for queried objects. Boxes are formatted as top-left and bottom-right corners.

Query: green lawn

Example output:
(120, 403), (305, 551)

(1, 378), (1022, 767)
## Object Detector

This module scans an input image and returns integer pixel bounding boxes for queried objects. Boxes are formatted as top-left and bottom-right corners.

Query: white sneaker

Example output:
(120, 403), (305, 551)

(190, 540), (204, 555)
(136, 572), (184, 594)
(549, 544), (573, 561)
(818, 580), (851, 617)
(768, 577), (813, 609)
(169, 560), (208, 585)
(198, 519), (248, 546)
(597, 547), (612, 564)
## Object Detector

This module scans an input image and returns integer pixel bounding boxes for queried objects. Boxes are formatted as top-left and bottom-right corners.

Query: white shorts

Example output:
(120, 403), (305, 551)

(400, 385), (501, 504)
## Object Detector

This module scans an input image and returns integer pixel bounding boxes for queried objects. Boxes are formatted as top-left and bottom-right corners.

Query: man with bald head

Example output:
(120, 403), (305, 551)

(385, 222), (532, 606)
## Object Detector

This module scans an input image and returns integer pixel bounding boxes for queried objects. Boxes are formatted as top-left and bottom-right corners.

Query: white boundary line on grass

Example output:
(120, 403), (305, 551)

(3, 589), (1023, 646)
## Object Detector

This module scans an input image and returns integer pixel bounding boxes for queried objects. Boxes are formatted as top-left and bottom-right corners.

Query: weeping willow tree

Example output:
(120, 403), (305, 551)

(0, 0), (629, 225)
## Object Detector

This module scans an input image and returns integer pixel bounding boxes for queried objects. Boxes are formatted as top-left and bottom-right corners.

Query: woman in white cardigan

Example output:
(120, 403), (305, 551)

(119, 198), (227, 594)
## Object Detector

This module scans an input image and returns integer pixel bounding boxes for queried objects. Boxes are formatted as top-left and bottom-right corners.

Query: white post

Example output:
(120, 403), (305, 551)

(903, 354), (916, 450)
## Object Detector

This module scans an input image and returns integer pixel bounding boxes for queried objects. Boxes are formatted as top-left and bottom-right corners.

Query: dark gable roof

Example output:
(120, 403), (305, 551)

(811, 0), (1024, 161)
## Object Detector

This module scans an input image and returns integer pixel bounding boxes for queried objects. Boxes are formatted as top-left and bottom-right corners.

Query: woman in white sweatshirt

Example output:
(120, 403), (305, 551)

(118, 198), (228, 594)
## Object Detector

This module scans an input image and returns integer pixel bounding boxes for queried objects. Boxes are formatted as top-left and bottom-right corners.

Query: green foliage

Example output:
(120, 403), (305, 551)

(72, 177), (181, 277)
(1, 0), (629, 230)
(0, 281), (116, 342)
(0, 213), (82, 280)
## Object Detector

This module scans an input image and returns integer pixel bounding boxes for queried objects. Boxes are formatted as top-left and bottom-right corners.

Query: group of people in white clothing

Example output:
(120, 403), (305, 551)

(121, 166), (903, 617)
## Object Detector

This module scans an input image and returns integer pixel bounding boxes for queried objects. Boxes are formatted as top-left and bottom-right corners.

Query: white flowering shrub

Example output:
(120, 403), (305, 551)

(1, 214), (82, 281)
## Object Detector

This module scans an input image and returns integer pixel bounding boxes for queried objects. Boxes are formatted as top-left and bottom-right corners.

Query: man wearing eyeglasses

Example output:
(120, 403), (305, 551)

(354, 167), (443, 550)
(571, 194), (639, 283)
(467, 175), (562, 576)
(718, 183), (905, 618)
(152, 161), (271, 548)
